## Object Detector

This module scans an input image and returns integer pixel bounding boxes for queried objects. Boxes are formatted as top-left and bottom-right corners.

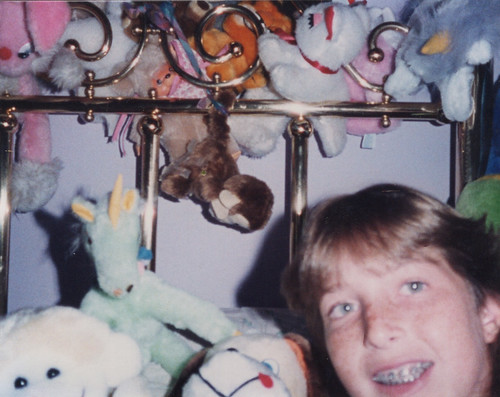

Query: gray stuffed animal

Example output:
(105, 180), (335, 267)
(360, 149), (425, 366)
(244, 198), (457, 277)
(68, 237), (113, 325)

(385, 0), (500, 122)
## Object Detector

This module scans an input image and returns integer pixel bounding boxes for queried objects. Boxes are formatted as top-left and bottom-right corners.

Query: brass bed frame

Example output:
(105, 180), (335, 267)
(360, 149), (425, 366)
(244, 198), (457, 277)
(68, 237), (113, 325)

(0, 2), (493, 314)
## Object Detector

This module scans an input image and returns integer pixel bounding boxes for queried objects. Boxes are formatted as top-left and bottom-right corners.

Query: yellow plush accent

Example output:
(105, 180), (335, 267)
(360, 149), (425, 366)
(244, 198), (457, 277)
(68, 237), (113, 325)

(122, 189), (137, 212)
(71, 203), (95, 223)
(108, 174), (123, 229)
(420, 31), (451, 55)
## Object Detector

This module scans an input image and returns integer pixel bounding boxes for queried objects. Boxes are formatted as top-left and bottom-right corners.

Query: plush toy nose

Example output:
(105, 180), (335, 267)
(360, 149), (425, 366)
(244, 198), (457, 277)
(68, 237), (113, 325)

(258, 373), (273, 389)
(0, 47), (12, 60)
(113, 285), (134, 297)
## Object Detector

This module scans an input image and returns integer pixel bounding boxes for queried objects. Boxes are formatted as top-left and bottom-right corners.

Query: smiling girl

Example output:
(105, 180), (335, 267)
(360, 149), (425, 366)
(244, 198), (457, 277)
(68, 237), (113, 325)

(282, 184), (500, 396)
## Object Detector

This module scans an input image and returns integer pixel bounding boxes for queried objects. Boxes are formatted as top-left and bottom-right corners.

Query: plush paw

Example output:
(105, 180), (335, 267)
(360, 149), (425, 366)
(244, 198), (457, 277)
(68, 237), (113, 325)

(439, 66), (474, 121)
(384, 59), (422, 99)
(210, 190), (250, 230)
(314, 117), (348, 157)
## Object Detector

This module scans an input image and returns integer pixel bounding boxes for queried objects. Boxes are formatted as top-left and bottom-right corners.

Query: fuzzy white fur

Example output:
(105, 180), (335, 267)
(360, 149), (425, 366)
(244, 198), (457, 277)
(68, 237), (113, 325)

(183, 348), (291, 397)
(384, 0), (500, 121)
(258, 1), (392, 157)
(11, 159), (62, 213)
(181, 334), (314, 397)
(0, 306), (147, 397)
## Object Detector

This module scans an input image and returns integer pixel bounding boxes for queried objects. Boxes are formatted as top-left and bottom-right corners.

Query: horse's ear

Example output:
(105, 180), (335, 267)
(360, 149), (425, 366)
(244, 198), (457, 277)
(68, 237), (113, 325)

(122, 190), (139, 212)
(71, 201), (95, 223)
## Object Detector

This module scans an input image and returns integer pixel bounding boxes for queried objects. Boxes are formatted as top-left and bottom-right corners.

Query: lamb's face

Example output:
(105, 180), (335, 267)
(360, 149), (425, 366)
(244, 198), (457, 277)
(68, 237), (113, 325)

(295, 3), (370, 71)
(0, 352), (86, 397)
(0, 307), (142, 397)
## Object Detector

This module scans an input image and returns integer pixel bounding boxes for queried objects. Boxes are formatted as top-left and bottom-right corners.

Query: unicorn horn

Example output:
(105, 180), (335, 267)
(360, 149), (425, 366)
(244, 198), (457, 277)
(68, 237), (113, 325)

(109, 174), (123, 229)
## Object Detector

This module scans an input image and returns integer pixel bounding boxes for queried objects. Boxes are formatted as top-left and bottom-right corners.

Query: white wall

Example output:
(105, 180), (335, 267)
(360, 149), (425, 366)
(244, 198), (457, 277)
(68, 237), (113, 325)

(6, 0), (459, 312)
(7, 105), (452, 312)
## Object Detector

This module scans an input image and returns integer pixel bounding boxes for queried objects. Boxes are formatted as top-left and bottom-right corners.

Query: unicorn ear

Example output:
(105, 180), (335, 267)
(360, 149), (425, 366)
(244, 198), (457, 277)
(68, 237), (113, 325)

(122, 190), (139, 212)
(71, 198), (96, 223)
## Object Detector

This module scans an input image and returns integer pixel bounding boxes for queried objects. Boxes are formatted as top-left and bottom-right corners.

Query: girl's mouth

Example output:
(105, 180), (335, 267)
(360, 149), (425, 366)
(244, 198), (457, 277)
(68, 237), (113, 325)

(373, 362), (433, 385)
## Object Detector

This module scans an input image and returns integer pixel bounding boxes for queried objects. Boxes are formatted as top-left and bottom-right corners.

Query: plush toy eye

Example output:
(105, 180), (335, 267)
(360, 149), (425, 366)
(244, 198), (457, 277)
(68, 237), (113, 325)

(261, 359), (280, 375)
(87, 237), (93, 245)
(14, 377), (28, 389)
(47, 368), (61, 379)
(17, 42), (34, 59)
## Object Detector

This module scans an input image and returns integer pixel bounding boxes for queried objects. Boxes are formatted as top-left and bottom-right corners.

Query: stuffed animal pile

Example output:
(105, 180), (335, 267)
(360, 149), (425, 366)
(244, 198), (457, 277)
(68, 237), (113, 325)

(0, 306), (148, 397)
(194, 1), (293, 91)
(0, 1), (71, 212)
(71, 175), (239, 387)
(384, 0), (500, 122)
(46, 2), (136, 95)
(257, 0), (399, 157)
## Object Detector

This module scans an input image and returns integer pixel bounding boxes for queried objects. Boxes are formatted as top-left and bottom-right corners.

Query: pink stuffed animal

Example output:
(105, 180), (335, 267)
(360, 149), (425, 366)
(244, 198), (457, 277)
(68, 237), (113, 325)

(345, 35), (401, 144)
(0, 2), (71, 212)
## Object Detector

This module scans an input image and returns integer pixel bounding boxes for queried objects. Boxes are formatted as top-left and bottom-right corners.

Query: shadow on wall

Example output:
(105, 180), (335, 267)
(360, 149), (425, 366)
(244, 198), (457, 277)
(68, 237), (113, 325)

(34, 208), (97, 308)
(236, 214), (290, 308)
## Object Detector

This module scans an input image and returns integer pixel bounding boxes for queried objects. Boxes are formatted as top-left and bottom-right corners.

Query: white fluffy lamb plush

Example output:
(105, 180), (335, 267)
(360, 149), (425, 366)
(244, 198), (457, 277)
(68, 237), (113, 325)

(0, 306), (150, 397)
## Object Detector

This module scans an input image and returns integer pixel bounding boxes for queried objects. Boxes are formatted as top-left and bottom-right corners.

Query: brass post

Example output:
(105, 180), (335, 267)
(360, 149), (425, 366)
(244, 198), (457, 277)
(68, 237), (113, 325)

(138, 109), (163, 273)
(288, 117), (313, 261)
(452, 62), (494, 203)
(0, 112), (18, 314)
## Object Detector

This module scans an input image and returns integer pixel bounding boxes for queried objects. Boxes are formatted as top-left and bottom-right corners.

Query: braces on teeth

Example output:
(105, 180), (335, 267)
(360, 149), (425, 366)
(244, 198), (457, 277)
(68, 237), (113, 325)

(373, 362), (433, 385)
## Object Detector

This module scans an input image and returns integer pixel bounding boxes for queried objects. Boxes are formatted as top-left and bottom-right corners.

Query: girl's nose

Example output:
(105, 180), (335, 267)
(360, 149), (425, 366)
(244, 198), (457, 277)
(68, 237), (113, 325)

(0, 47), (12, 60)
(363, 303), (404, 349)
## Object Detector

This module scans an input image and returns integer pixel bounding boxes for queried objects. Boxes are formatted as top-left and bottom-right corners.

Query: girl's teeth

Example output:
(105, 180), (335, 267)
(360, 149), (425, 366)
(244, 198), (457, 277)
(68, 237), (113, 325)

(373, 362), (433, 385)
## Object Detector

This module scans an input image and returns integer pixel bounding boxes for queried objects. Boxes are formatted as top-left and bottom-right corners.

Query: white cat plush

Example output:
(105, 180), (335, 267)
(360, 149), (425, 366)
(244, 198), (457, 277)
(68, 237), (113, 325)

(258, 1), (395, 157)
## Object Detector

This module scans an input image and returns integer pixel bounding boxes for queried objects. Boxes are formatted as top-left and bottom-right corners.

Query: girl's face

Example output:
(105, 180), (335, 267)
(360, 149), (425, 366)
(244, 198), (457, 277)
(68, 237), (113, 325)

(319, 253), (500, 397)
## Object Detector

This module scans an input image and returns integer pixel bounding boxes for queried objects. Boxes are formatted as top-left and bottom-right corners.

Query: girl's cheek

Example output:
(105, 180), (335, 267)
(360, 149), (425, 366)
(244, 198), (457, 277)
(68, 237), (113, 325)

(324, 318), (360, 355)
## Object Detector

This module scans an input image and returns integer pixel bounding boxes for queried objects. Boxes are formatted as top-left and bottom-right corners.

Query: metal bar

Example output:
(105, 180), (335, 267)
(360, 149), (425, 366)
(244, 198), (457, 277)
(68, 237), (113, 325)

(138, 114), (163, 273)
(452, 62), (494, 203)
(288, 117), (313, 260)
(0, 95), (449, 121)
(0, 113), (17, 315)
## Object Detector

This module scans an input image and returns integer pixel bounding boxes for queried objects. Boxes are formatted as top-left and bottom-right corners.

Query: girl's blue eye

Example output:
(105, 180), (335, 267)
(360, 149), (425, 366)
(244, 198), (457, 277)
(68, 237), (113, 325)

(402, 281), (426, 295)
(330, 302), (357, 318)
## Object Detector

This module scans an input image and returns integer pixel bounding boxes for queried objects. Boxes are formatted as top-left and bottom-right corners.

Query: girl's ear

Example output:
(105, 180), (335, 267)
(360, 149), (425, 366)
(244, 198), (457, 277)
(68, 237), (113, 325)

(480, 295), (500, 344)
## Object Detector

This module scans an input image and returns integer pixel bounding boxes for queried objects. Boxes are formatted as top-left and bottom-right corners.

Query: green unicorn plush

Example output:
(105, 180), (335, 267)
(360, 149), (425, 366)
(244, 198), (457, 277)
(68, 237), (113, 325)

(72, 175), (238, 384)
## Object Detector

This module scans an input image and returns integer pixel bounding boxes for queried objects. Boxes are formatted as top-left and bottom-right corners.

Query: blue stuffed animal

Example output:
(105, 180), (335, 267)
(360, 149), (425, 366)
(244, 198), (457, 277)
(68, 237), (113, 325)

(71, 175), (238, 384)
(385, 0), (500, 122)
